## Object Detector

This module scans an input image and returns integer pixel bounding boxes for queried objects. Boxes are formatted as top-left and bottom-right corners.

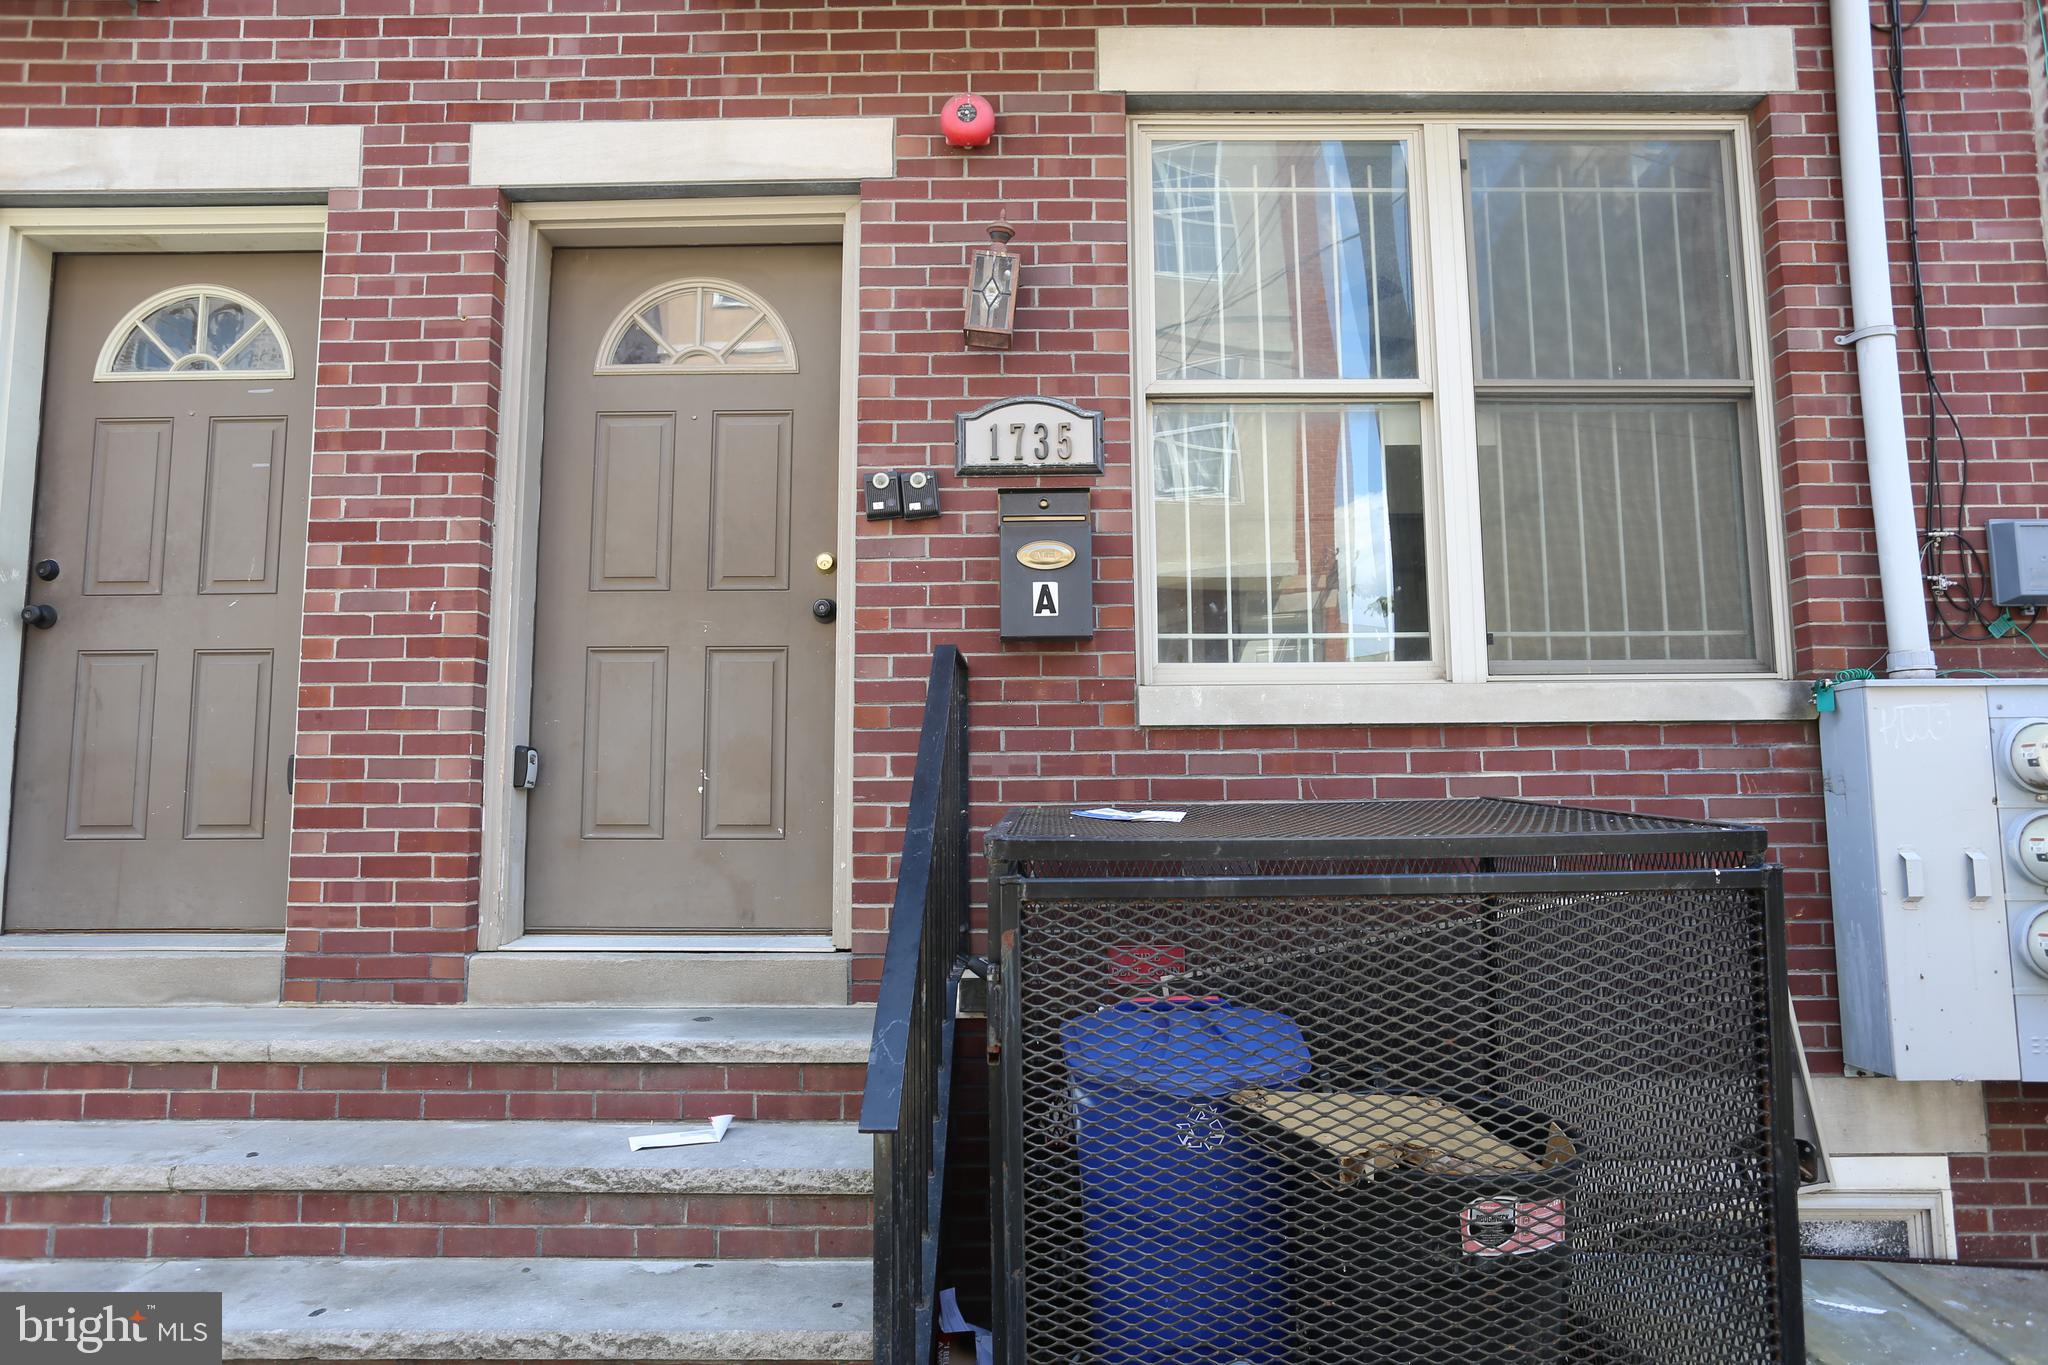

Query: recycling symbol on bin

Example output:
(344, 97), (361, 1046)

(1173, 1102), (1231, 1152)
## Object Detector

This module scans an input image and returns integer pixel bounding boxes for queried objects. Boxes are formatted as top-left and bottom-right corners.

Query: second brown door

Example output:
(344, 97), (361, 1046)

(6, 253), (317, 931)
(523, 246), (840, 934)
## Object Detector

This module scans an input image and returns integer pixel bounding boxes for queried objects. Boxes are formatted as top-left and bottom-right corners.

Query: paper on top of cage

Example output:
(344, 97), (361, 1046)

(628, 1115), (734, 1151)
(1072, 807), (1187, 823)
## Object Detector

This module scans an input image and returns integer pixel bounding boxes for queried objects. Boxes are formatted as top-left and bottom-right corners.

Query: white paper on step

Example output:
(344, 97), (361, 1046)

(1072, 807), (1187, 823)
(629, 1114), (734, 1151)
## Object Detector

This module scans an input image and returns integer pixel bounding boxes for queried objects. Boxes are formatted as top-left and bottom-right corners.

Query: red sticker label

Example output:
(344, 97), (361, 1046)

(1107, 944), (1184, 988)
(1461, 1197), (1566, 1256)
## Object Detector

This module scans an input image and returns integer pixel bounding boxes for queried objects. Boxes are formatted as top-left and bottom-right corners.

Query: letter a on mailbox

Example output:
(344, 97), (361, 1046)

(1032, 582), (1059, 617)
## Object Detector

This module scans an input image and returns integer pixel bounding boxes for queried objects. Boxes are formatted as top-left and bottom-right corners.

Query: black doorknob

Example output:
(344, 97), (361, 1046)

(812, 598), (837, 623)
(32, 559), (59, 583)
(20, 604), (57, 630)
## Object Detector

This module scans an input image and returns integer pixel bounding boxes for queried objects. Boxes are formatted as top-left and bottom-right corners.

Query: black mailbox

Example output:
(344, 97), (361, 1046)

(999, 488), (1093, 640)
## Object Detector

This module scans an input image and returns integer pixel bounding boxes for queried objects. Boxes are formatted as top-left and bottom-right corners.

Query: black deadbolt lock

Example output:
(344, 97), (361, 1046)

(33, 560), (59, 582)
(812, 598), (837, 623)
(20, 604), (57, 630)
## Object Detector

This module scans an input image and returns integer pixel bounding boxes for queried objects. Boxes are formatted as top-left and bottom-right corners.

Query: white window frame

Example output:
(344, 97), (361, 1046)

(1132, 114), (1804, 727)
(1798, 1155), (1959, 1260)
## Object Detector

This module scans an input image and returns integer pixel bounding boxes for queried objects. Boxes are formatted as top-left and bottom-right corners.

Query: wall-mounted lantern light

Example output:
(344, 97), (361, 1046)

(965, 222), (1019, 350)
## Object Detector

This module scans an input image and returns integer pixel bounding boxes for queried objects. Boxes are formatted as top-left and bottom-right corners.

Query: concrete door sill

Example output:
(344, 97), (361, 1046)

(0, 933), (282, 1006)
(468, 947), (849, 1007)
(499, 932), (837, 953)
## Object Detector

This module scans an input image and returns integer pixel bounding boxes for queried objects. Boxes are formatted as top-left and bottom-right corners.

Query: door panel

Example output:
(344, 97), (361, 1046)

(589, 414), (675, 592)
(64, 652), (156, 840)
(525, 246), (839, 933)
(5, 253), (317, 930)
(199, 417), (288, 595)
(83, 420), (172, 596)
(182, 649), (273, 839)
(707, 412), (793, 592)
(702, 646), (787, 839)
(581, 647), (669, 840)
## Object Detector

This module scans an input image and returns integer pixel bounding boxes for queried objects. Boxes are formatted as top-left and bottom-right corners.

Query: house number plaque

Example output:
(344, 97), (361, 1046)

(955, 396), (1105, 476)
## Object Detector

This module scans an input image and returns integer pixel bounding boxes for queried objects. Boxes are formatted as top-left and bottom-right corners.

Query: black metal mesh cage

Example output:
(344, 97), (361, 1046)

(987, 800), (1800, 1365)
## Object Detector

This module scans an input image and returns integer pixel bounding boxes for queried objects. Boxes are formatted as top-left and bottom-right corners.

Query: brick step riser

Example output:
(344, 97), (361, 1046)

(0, 1061), (864, 1122)
(1, 1191), (873, 1260)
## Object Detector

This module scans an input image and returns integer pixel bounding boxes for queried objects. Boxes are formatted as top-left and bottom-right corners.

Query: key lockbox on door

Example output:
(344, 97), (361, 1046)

(999, 488), (1093, 640)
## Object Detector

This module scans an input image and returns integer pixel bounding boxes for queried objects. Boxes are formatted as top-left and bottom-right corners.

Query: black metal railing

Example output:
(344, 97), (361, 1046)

(861, 644), (971, 1365)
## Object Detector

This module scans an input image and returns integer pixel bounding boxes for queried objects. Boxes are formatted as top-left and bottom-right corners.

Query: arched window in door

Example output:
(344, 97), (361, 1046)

(96, 284), (292, 380)
(595, 279), (798, 375)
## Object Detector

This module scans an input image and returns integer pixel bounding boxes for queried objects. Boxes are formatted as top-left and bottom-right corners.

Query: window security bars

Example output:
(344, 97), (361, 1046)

(988, 799), (1802, 1365)
(860, 646), (972, 1365)
(1138, 122), (1776, 682)
(1468, 138), (1764, 673)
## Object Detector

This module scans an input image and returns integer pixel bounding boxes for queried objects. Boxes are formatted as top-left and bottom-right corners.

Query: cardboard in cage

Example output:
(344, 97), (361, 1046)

(1226, 1088), (1578, 1188)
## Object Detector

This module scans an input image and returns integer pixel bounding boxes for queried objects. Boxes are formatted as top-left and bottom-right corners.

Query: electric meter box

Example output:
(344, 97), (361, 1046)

(1820, 679), (2048, 1081)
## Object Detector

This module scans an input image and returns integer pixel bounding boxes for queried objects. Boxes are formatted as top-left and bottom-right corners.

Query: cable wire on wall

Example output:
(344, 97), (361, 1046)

(1876, 0), (2033, 639)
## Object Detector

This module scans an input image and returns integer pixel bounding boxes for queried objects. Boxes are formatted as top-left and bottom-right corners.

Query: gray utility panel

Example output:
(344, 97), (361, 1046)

(998, 488), (1093, 640)
(1821, 679), (2048, 1081)
(1987, 518), (2048, 607)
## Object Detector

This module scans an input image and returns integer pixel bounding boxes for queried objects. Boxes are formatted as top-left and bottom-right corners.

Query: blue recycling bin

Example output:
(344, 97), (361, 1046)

(1061, 998), (1310, 1365)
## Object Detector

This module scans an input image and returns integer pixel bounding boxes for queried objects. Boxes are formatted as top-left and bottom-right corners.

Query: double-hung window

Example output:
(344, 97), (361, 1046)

(1136, 118), (1785, 715)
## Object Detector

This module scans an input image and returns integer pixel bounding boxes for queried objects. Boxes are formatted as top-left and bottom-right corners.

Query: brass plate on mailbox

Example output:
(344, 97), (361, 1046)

(1016, 539), (1077, 571)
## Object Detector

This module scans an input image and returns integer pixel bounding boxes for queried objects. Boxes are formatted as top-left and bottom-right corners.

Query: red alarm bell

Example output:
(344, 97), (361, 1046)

(940, 92), (995, 149)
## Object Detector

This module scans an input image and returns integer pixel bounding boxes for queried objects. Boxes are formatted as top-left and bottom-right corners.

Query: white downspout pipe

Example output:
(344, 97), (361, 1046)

(1831, 0), (1938, 677)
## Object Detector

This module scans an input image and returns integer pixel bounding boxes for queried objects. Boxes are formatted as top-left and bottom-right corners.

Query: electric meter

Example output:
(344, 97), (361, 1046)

(2014, 813), (2048, 887)
(2010, 721), (2048, 791)
(2018, 908), (2048, 981)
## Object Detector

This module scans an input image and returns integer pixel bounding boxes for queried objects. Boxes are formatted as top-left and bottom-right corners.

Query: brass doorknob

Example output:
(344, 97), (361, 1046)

(815, 552), (836, 574)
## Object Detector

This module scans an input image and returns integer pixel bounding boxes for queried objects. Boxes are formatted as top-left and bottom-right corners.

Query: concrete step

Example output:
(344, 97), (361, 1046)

(0, 1119), (872, 1195)
(0, 1255), (873, 1360)
(1, 1118), (874, 1260)
(0, 935), (283, 1006)
(0, 1005), (874, 1066)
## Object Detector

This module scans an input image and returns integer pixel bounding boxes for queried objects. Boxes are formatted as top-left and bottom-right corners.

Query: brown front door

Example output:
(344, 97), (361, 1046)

(524, 246), (840, 933)
(4, 253), (318, 931)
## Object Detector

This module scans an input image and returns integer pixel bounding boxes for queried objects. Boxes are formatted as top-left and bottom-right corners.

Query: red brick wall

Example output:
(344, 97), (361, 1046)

(1, 1189), (872, 1261)
(1953, 1082), (2048, 1261)
(4, 0), (2048, 1259)
(290, 129), (508, 1004)
(0, 1059), (865, 1123)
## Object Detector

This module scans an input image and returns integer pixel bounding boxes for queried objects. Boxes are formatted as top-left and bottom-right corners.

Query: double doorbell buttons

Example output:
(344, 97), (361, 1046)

(864, 470), (941, 521)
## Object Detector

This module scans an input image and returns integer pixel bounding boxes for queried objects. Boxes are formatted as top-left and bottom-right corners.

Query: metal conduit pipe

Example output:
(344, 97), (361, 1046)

(1830, 0), (1938, 677)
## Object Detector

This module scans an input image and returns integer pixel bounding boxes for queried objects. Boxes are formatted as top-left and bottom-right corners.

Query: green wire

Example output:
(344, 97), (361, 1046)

(2007, 620), (2048, 665)
(1811, 620), (2048, 692)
